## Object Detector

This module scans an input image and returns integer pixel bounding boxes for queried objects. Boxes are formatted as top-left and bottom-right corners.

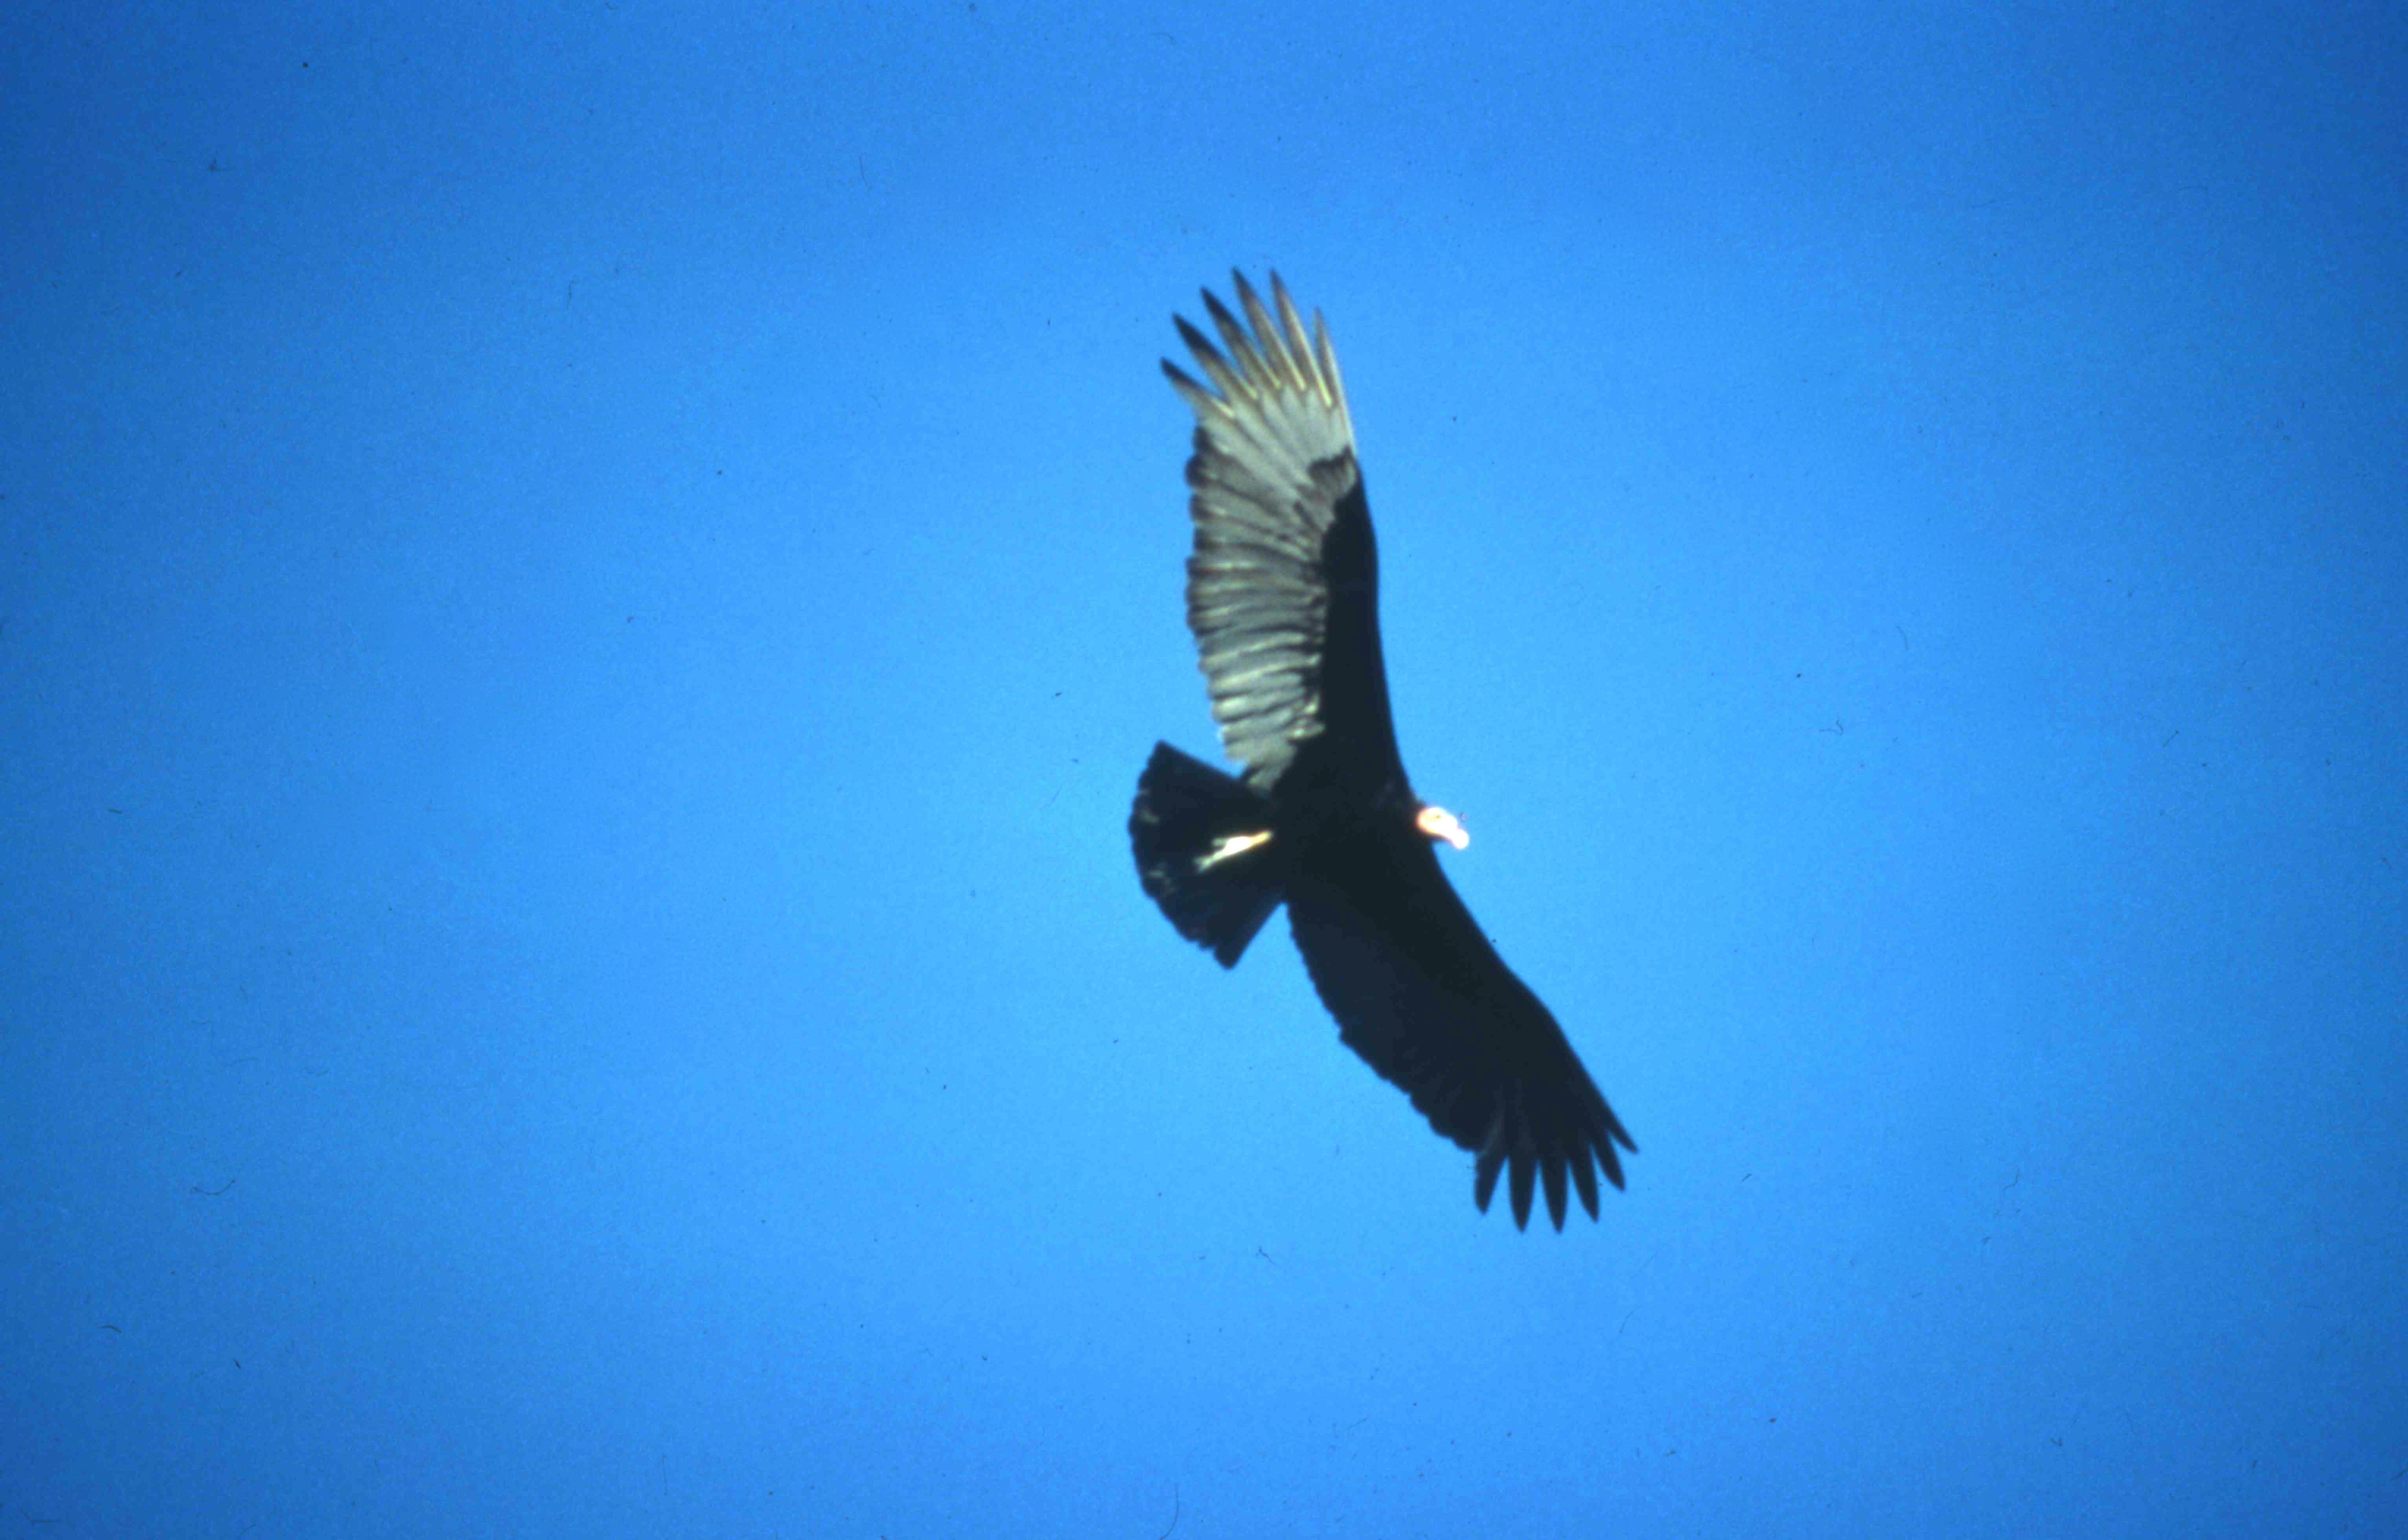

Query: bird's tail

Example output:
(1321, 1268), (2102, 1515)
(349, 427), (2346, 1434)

(1129, 742), (1287, 968)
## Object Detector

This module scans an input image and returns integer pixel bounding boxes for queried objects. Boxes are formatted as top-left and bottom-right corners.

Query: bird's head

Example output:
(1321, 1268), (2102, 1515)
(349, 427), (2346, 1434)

(1414, 804), (1470, 851)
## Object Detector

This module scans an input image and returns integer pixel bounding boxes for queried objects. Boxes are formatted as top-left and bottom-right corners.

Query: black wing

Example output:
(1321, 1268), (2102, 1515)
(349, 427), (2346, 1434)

(1164, 272), (1403, 794)
(1287, 844), (1637, 1230)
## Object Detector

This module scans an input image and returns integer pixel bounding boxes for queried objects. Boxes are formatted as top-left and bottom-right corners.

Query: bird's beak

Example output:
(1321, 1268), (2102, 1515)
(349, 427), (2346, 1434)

(1415, 806), (1470, 851)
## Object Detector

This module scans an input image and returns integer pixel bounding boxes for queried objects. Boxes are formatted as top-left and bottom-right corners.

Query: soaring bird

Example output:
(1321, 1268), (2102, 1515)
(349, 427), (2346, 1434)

(1128, 271), (1635, 1230)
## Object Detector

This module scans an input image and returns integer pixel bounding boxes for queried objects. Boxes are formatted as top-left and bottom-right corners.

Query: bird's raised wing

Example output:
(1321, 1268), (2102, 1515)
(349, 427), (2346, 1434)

(1163, 272), (1401, 793)
(1286, 849), (1636, 1230)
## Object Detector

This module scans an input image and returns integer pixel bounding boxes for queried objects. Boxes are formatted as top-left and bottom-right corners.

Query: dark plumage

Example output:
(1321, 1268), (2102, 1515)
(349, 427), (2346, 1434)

(1128, 272), (1635, 1230)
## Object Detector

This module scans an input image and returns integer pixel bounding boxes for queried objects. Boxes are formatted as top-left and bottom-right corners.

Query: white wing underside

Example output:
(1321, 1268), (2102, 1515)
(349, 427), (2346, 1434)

(1164, 272), (1360, 793)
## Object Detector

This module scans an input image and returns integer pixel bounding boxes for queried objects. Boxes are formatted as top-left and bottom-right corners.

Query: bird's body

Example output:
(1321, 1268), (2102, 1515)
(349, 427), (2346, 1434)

(1129, 273), (1633, 1229)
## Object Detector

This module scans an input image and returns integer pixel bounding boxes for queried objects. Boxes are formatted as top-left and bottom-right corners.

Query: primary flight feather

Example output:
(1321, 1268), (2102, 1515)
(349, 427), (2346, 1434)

(1129, 271), (1635, 1230)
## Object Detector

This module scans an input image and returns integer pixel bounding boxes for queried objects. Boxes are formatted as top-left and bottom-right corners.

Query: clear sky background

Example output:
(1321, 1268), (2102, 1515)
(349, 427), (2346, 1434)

(4, 2), (2403, 1535)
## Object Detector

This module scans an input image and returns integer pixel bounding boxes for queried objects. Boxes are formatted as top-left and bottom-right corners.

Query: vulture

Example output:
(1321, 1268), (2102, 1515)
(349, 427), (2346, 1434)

(1128, 271), (1635, 1230)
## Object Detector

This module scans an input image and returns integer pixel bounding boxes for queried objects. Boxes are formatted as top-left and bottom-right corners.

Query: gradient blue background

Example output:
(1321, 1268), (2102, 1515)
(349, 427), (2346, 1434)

(5, 3), (2402, 1534)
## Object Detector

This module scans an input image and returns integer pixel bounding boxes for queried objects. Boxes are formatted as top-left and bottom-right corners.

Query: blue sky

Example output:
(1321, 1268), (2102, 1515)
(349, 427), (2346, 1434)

(4, 2), (2402, 1534)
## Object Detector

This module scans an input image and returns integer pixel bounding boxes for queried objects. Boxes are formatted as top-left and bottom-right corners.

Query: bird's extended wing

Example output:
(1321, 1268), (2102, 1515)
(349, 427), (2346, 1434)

(1164, 272), (1399, 793)
(1286, 851), (1636, 1230)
